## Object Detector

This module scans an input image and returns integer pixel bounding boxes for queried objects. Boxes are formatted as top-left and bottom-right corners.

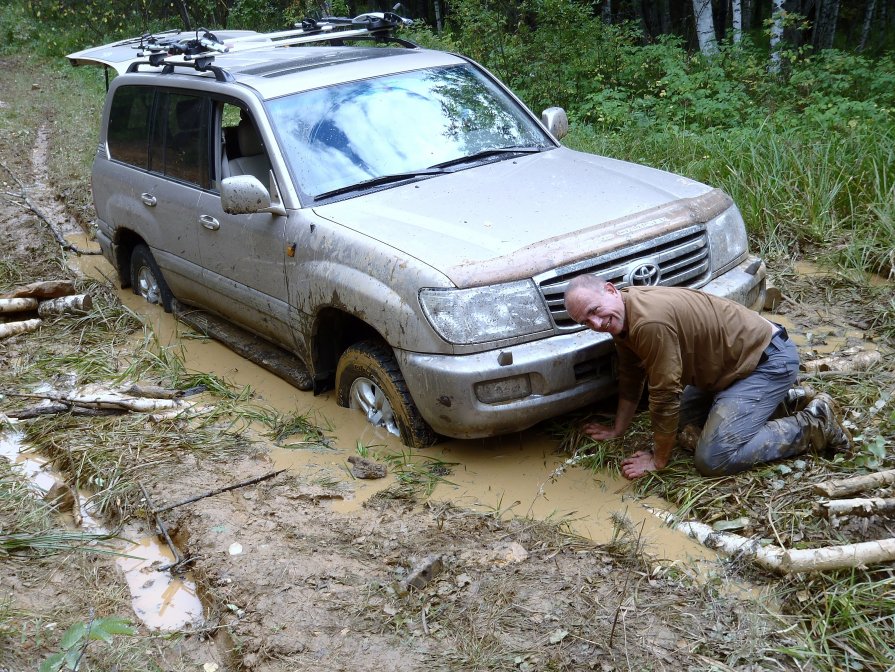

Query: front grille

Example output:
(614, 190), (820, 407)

(535, 224), (711, 331)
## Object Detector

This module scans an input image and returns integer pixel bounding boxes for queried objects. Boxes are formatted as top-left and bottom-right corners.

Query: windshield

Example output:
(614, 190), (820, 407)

(266, 64), (553, 200)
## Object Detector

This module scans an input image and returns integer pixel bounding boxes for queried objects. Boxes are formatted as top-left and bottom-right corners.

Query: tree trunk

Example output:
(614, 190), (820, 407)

(602, 0), (612, 24)
(858, 0), (878, 51)
(659, 0), (672, 34)
(742, 0), (753, 30)
(692, 0), (718, 54)
(433, 0), (443, 33)
(732, 0), (743, 42)
(769, 0), (785, 72)
(174, 0), (191, 30)
(812, 0), (840, 49)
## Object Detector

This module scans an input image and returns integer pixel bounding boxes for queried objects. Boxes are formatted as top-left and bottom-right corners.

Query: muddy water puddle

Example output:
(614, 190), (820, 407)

(0, 427), (204, 631)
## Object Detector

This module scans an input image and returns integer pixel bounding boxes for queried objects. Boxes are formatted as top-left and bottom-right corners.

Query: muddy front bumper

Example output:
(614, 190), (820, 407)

(397, 255), (766, 440)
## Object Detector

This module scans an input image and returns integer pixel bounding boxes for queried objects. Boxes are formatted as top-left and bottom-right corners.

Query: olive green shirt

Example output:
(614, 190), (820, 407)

(615, 287), (774, 435)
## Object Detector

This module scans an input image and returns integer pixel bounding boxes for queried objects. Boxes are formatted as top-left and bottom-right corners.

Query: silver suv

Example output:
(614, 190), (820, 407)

(69, 16), (766, 447)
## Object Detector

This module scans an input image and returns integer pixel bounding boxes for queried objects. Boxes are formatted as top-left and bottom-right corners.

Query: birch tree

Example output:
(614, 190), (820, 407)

(732, 0), (743, 43)
(858, 0), (877, 51)
(692, 0), (718, 55)
(769, 0), (785, 73)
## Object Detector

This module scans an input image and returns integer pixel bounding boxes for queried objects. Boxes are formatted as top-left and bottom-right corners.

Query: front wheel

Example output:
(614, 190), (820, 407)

(335, 341), (437, 448)
(130, 244), (173, 312)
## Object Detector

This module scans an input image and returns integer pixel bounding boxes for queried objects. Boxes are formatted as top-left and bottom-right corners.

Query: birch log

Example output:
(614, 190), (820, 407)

(0, 318), (41, 339)
(0, 298), (38, 314)
(814, 469), (895, 498)
(817, 497), (895, 518)
(648, 507), (895, 573)
(37, 294), (93, 317)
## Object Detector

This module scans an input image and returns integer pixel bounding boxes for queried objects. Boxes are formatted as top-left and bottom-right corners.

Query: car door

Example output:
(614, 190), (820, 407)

(195, 101), (294, 348)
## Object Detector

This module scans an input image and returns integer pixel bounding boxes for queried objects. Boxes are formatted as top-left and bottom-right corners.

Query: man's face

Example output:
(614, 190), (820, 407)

(565, 283), (626, 336)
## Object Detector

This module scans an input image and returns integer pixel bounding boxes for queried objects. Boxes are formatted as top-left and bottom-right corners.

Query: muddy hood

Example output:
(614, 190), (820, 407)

(313, 147), (724, 288)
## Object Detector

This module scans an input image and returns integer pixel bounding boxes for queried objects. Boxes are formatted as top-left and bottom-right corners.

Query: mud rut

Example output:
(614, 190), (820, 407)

(0, 121), (802, 671)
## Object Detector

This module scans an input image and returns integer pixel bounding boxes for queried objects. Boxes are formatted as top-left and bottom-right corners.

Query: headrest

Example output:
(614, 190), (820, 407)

(237, 119), (264, 156)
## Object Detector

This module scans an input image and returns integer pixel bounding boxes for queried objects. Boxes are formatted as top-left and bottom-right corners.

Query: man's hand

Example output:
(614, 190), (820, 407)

(620, 450), (659, 479)
(581, 421), (623, 441)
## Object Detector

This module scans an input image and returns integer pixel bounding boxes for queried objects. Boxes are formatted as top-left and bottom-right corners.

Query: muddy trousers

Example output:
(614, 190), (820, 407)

(678, 331), (806, 476)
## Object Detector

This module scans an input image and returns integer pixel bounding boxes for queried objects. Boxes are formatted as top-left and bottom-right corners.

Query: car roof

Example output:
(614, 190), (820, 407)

(68, 28), (466, 100)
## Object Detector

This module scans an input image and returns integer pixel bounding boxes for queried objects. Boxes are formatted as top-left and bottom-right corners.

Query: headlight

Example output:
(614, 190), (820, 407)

(419, 280), (551, 344)
(706, 205), (749, 273)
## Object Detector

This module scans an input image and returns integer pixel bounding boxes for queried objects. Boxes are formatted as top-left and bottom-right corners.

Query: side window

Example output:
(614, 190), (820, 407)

(152, 92), (211, 188)
(107, 86), (153, 169)
(221, 103), (272, 189)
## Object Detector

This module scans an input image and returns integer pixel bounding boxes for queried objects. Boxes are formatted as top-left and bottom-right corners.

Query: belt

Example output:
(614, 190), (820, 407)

(758, 323), (789, 364)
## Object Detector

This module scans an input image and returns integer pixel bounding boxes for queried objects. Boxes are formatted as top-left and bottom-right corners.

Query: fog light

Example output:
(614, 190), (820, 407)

(475, 374), (532, 404)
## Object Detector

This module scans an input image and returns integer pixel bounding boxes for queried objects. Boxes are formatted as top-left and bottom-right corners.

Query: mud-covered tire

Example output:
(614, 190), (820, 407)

(336, 341), (438, 448)
(130, 244), (173, 312)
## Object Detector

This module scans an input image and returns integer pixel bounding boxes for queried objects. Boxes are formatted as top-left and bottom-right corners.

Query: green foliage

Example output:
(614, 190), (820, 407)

(39, 615), (136, 672)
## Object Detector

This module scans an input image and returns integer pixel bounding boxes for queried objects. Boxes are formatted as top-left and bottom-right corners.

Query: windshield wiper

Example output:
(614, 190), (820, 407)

(429, 145), (547, 170)
(314, 168), (446, 201)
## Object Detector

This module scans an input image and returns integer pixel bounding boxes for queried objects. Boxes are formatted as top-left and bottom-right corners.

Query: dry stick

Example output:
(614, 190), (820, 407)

(814, 469), (895, 498)
(0, 161), (100, 256)
(139, 482), (184, 571)
(152, 469), (287, 514)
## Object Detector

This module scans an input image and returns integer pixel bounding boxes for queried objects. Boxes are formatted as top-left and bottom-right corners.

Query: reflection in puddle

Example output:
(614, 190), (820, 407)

(0, 424), (203, 631)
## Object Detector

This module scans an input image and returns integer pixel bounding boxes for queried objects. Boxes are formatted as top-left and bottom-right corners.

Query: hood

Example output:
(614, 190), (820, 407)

(313, 147), (723, 288)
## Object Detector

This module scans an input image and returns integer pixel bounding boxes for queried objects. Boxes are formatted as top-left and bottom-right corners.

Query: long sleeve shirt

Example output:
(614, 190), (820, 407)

(614, 286), (774, 435)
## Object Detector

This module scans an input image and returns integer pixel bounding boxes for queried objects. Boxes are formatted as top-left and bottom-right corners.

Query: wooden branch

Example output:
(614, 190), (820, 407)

(816, 497), (895, 518)
(648, 507), (895, 573)
(814, 469), (895, 498)
(152, 470), (287, 514)
(0, 319), (41, 340)
(0, 298), (38, 314)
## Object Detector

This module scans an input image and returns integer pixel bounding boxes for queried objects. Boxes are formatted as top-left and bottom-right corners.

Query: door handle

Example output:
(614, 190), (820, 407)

(140, 193), (157, 207)
(199, 214), (220, 231)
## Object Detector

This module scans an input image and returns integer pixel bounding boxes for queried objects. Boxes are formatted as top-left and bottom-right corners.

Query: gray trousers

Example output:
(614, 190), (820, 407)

(678, 331), (804, 476)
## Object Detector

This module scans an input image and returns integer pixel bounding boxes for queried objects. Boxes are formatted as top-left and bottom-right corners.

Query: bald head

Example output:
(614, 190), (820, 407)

(563, 275), (626, 335)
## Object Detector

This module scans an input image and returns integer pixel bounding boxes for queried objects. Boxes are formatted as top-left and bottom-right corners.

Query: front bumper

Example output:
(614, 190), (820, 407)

(397, 254), (767, 440)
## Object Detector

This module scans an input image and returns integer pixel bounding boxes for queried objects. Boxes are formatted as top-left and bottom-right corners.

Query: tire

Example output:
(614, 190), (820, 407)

(336, 341), (438, 448)
(130, 244), (174, 312)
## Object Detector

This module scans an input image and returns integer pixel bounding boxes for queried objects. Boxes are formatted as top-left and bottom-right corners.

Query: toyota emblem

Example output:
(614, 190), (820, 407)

(629, 263), (660, 286)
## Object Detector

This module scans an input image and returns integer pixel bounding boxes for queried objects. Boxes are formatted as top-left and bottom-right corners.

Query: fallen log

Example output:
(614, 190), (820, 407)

(4, 390), (185, 413)
(0, 279), (76, 301)
(9, 402), (121, 419)
(0, 319), (41, 340)
(814, 469), (895, 498)
(648, 507), (895, 573)
(816, 497), (895, 518)
(0, 298), (38, 314)
(37, 294), (93, 318)
(801, 349), (882, 374)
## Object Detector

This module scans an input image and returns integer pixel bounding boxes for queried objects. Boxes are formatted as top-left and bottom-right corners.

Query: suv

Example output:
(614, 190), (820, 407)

(68, 15), (766, 447)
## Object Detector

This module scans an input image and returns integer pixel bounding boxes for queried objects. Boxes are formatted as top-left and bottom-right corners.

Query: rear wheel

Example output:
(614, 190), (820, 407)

(336, 341), (437, 448)
(130, 244), (173, 312)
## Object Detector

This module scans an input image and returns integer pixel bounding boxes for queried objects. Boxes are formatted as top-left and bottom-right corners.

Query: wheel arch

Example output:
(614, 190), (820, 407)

(310, 307), (383, 390)
(111, 228), (147, 289)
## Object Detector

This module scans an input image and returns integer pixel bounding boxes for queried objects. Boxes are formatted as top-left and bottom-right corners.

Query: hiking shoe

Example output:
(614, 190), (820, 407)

(804, 392), (851, 456)
(782, 384), (817, 415)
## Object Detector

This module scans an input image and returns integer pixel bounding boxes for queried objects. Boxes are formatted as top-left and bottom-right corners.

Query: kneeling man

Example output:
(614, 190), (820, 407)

(563, 275), (849, 479)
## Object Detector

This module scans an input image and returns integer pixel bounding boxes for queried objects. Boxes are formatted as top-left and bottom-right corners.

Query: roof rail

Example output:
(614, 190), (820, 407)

(128, 12), (417, 77)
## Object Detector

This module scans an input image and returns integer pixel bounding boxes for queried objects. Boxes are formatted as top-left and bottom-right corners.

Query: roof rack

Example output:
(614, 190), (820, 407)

(126, 12), (417, 77)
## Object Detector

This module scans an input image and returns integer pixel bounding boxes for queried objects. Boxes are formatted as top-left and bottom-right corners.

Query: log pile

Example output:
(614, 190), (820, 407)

(0, 280), (93, 340)
(649, 467), (895, 574)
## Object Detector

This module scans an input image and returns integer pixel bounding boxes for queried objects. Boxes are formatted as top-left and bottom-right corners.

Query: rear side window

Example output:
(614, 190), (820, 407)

(107, 86), (152, 169)
(107, 86), (211, 189)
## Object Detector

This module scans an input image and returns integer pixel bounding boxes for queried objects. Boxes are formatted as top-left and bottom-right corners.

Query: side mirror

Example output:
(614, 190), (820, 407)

(221, 175), (269, 214)
(220, 175), (286, 216)
(541, 107), (569, 141)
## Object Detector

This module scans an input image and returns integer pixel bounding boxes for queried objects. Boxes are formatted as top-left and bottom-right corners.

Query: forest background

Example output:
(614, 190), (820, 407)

(3, 0), (892, 294)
